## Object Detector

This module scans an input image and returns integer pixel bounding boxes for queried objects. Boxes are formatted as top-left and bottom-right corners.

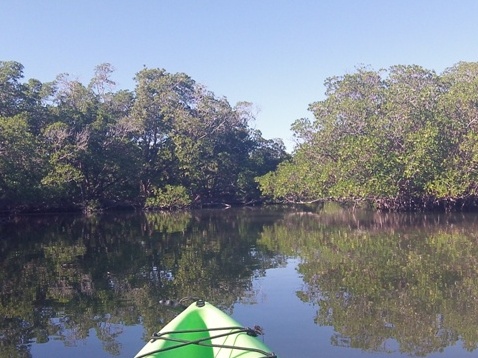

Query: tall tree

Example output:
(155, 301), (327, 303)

(0, 61), (26, 117)
(0, 114), (43, 207)
(42, 66), (140, 211)
(428, 62), (478, 201)
(130, 68), (195, 198)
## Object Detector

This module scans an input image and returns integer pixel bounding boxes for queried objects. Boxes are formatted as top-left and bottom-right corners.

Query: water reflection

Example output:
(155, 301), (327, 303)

(258, 204), (478, 356)
(0, 208), (286, 357)
(1, 206), (478, 357)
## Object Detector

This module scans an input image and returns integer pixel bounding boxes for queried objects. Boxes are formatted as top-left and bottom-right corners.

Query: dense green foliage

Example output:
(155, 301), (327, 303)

(257, 62), (478, 211)
(0, 61), (288, 213)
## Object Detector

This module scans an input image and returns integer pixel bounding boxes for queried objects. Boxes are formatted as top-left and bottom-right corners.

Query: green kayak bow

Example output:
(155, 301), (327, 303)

(135, 300), (277, 357)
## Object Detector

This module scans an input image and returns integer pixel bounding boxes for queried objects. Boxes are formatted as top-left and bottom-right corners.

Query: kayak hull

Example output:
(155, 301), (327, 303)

(135, 301), (276, 358)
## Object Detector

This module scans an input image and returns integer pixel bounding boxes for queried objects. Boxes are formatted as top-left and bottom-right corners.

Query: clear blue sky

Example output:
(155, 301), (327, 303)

(2, 0), (478, 151)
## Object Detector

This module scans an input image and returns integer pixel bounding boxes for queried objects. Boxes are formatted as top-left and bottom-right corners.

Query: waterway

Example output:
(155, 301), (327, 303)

(1, 205), (478, 357)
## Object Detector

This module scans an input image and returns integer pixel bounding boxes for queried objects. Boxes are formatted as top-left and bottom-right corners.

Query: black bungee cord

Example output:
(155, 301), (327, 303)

(135, 326), (277, 358)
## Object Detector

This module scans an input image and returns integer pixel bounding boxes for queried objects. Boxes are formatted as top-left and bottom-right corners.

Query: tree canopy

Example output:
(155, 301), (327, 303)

(257, 62), (478, 211)
(0, 61), (289, 213)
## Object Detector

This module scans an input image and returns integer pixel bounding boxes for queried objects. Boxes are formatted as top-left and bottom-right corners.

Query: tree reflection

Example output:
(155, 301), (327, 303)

(0, 208), (284, 357)
(259, 204), (478, 356)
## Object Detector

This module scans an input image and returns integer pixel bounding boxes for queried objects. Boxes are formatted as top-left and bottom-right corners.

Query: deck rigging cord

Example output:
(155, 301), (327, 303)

(135, 325), (277, 358)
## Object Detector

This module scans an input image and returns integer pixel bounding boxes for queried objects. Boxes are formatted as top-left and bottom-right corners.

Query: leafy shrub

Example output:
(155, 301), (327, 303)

(145, 185), (191, 210)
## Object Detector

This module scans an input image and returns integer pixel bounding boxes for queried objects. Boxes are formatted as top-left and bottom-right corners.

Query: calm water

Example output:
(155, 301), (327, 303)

(1, 205), (478, 357)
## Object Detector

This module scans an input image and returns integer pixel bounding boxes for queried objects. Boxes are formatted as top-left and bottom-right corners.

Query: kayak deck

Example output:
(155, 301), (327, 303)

(135, 300), (277, 358)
